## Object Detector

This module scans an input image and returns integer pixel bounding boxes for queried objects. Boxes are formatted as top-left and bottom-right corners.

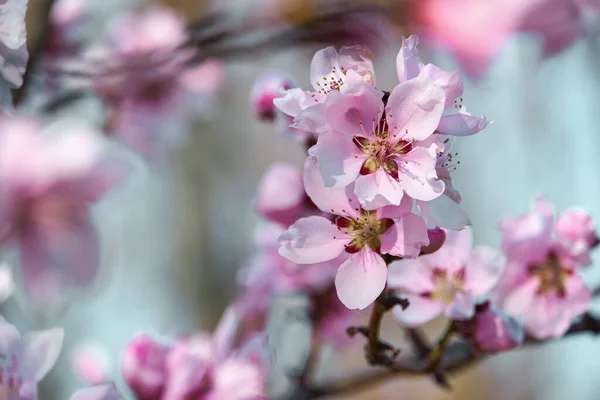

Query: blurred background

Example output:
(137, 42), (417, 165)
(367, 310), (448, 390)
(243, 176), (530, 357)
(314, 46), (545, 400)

(7, 0), (600, 398)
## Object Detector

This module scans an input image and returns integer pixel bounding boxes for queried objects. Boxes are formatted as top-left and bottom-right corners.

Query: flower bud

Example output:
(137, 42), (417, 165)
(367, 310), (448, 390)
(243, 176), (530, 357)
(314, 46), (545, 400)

(420, 227), (446, 255)
(121, 334), (170, 400)
(250, 72), (294, 121)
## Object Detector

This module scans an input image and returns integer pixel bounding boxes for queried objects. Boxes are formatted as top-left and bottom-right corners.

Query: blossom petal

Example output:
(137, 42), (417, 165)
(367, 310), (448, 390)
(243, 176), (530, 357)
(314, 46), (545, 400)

(380, 213), (429, 258)
(0, 316), (23, 359)
(525, 294), (572, 340)
(396, 35), (421, 83)
(310, 46), (340, 91)
(445, 292), (475, 320)
(465, 246), (505, 297)
(398, 147), (444, 202)
(417, 195), (471, 230)
(255, 163), (304, 227)
(279, 216), (349, 264)
(323, 83), (384, 136)
(69, 383), (121, 400)
(422, 228), (473, 272)
(335, 248), (387, 310)
(338, 45), (376, 85)
(563, 274), (592, 317)
(418, 64), (463, 109)
(308, 131), (365, 188)
(303, 156), (360, 218)
(387, 258), (434, 293)
(354, 168), (404, 210)
(213, 306), (241, 358)
(273, 88), (320, 117)
(498, 277), (539, 317)
(21, 328), (65, 381)
(386, 78), (445, 142)
(437, 113), (487, 136)
(392, 294), (444, 327)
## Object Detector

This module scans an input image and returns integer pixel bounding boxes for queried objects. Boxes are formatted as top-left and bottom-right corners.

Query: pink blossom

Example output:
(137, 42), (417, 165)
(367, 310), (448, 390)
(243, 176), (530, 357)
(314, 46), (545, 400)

(273, 45), (376, 139)
(251, 71), (295, 121)
(387, 228), (505, 327)
(494, 198), (595, 339)
(0, 117), (128, 309)
(396, 35), (487, 137)
(69, 383), (121, 400)
(309, 80), (445, 209)
(121, 334), (170, 400)
(456, 301), (524, 353)
(279, 157), (430, 310)
(93, 7), (223, 161)
(123, 308), (271, 400)
(71, 341), (111, 385)
(555, 208), (599, 266)
(254, 163), (306, 228)
(0, 316), (64, 399)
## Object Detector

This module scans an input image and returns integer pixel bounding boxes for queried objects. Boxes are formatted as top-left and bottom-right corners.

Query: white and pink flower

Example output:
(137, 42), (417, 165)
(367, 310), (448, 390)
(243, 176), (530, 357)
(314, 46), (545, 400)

(387, 227), (505, 327)
(494, 198), (596, 340)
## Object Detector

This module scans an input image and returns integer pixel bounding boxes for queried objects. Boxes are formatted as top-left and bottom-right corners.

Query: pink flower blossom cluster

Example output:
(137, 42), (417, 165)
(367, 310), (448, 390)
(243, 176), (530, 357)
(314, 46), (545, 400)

(121, 307), (271, 400)
(252, 36), (487, 311)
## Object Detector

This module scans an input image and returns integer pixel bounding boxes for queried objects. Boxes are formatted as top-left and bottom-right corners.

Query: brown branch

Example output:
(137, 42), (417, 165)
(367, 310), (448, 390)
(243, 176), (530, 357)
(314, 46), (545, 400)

(310, 312), (600, 399)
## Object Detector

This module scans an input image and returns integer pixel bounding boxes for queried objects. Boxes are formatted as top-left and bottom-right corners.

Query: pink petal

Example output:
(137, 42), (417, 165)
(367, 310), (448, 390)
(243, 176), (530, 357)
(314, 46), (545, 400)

(417, 195), (471, 230)
(385, 78), (445, 142)
(71, 341), (111, 385)
(387, 258), (435, 293)
(18, 212), (100, 309)
(524, 294), (573, 340)
(21, 328), (65, 381)
(563, 274), (592, 317)
(444, 292), (475, 320)
(392, 294), (444, 327)
(338, 45), (376, 85)
(278, 216), (350, 264)
(213, 306), (241, 358)
(273, 88), (320, 118)
(418, 64), (463, 109)
(255, 163), (304, 227)
(303, 156), (360, 218)
(323, 83), (384, 136)
(397, 146), (444, 201)
(422, 227), (473, 272)
(396, 35), (421, 83)
(335, 248), (387, 310)
(308, 130), (365, 189)
(437, 113), (488, 136)
(465, 246), (506, 297)
(377, 195), (414, 219)
(380, 213), (429, 258)
(354, 168), (404, 210)
(238, 334), (273, 374)
(498, 276), (539, 317)
(0, 317), (23, 359)
(209, 359), (266, 400)
(69, 383), (121, 400)
(310, 46), (340, 91)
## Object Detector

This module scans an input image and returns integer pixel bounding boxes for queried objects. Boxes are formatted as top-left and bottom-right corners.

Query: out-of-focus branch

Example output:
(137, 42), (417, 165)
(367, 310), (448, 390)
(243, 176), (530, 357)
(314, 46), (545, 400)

(13, 0), (57, 106)
(310, 312), (600, 399)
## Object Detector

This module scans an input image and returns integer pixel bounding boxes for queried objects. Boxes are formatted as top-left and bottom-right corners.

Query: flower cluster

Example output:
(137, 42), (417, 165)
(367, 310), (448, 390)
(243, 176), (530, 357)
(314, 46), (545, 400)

(257, 36), (487, 310)
(121, 307), (271, 400)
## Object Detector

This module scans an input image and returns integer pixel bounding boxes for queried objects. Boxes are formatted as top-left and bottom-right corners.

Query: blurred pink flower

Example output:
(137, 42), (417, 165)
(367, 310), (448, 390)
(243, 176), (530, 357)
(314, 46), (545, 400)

(92, 7), (223, 161)
(0, 116), (128, 309)
(122, 334), (171, 400)
(0, 316), (64, 399)
(494, 198), (595, 339)
(71, 341), (111, 385)
(388, 228), (505, 327)
(69, 383), (121, 400)
(123, 307), (271, 400)
(309, 80), (445, 209)
(251, 71), (295, 121)
(279, 157), (430, 310)
(456, 301), (524, 353)
(254, 163), (306, 228)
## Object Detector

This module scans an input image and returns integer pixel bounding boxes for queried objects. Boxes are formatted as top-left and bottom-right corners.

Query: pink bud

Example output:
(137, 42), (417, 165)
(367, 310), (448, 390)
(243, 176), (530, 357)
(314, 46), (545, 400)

(457, 302), (523, 353)
(254, 163), (305, 227)
(121, 334), (170, 400)
(250, 72), (294, 121)
(420, 227), (446, 255)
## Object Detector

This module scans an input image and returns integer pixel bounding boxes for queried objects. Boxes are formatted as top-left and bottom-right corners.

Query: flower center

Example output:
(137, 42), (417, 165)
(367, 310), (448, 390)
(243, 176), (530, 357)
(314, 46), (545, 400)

(315, 66), (346, 95)
(528, 252), (570, 296)
(429, 268), (465, 304)
(353, 117), (414, 179)
(335, 210), (393, 254)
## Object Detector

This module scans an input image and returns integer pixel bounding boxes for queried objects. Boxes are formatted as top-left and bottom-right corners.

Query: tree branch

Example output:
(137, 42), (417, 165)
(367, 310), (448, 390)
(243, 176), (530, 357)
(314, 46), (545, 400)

(310, 312), (600, 399)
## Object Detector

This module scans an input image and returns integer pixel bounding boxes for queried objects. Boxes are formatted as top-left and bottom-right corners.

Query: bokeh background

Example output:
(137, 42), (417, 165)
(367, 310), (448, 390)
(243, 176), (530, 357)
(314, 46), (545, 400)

(7, 0), (600, 398)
